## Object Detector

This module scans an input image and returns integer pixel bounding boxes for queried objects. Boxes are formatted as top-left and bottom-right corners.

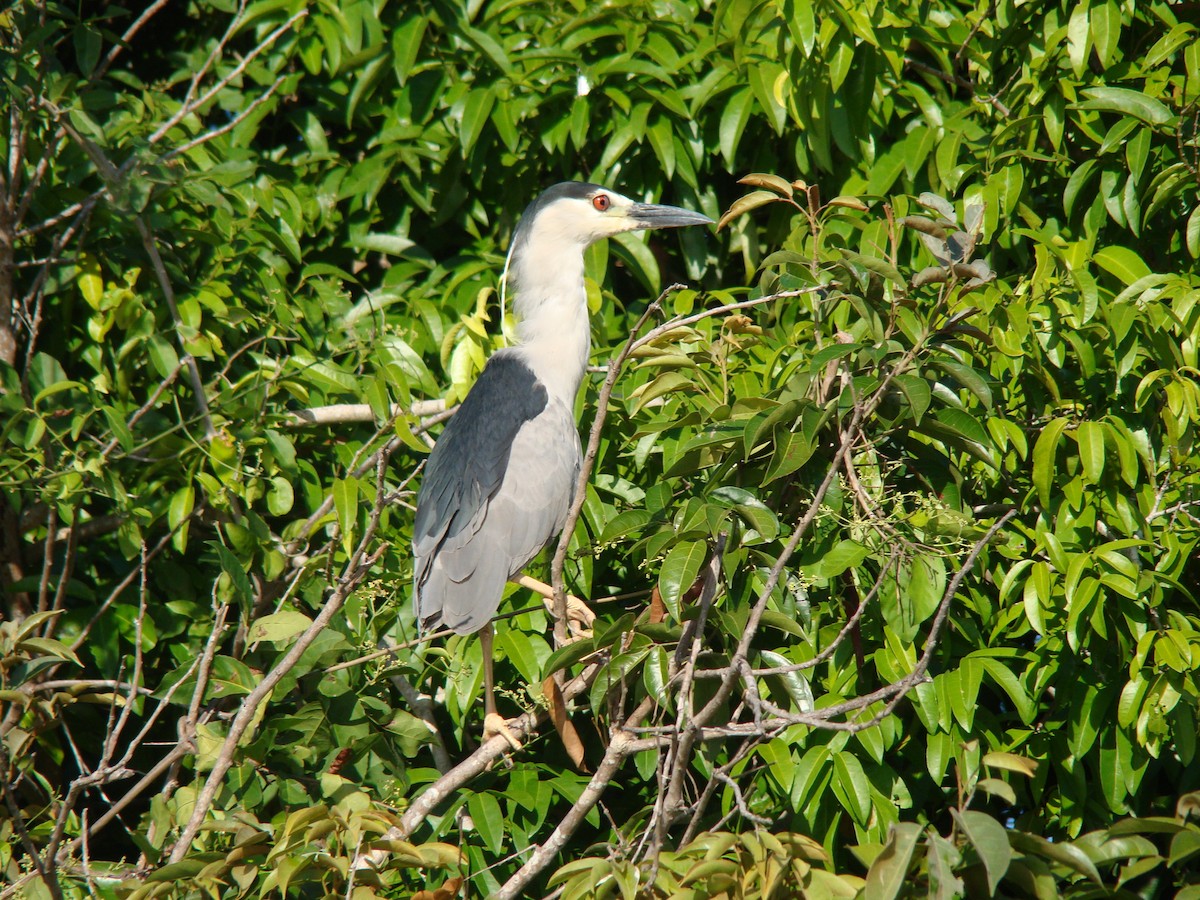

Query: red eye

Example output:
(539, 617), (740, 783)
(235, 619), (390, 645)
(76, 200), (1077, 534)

(592, 194), (611, 211)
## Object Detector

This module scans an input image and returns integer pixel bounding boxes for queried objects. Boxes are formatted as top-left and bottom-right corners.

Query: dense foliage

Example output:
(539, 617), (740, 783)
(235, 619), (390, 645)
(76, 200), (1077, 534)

(2, 0), (1199, 897)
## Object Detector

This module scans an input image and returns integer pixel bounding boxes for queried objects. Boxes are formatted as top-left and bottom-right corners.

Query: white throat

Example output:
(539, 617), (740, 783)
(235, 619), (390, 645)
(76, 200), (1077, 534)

(508, 221), (592, 404)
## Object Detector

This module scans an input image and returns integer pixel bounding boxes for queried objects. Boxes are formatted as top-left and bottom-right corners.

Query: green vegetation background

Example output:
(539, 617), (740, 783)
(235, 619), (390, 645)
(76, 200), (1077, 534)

(2, 0), (1199, 897)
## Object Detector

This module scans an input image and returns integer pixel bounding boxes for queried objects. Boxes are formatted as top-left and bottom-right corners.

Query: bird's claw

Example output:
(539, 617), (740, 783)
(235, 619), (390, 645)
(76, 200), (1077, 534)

(483, 712), (522, 751)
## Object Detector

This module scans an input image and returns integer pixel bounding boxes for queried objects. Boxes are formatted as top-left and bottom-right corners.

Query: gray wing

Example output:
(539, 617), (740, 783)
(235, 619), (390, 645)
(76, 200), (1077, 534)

(413, 351), (581, 634)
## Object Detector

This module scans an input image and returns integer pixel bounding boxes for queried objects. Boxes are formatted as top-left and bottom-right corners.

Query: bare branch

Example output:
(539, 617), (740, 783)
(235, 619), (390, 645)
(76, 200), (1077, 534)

(388, 671), (453, 774)
(713, 770), (773, 826)
(68, 525), (178, 654)
(494, 726), (643, 900)
(285, 400), (447, 428)
(168, 551), (380, 861)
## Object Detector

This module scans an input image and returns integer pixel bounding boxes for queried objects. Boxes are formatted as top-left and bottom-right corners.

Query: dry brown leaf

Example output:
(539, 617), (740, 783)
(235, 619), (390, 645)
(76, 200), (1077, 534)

(716, 190), (782, 231)
(543, 675), (588, 771)
(737, 172), (795, 196)
(649, 585), (666, 624)
(411, 876), (463, 900)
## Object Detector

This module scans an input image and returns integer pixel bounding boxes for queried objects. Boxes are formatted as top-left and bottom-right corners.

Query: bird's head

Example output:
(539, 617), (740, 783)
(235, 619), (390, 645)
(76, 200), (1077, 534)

(510, 182), (712, 259)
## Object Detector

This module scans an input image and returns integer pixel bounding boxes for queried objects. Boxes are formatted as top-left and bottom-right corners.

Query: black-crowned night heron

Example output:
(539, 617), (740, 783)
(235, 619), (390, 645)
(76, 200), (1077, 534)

(413, 181), (711, 743)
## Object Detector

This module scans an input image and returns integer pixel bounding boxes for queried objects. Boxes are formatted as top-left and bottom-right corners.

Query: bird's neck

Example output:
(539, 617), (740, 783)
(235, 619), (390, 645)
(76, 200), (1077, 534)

(511, 250), (591, 404)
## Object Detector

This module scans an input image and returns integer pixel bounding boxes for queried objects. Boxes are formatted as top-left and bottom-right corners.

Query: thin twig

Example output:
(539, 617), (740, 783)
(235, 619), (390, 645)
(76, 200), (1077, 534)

(159, 75), (289, 163)
(145, 9), (307, 151)
(95, 0), (172, 81)
(0, 736), (62, 899)
(691, 547), (899, 679)
(134, 216), (215, 439)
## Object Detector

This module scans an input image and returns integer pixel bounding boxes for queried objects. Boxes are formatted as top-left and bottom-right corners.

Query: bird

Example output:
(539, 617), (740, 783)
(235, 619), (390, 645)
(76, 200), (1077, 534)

(412, 181), (712, 744)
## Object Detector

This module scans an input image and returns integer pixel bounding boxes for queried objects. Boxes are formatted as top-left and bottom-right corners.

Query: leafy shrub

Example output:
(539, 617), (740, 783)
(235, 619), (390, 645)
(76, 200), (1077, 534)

(1, 0), (1198, 897)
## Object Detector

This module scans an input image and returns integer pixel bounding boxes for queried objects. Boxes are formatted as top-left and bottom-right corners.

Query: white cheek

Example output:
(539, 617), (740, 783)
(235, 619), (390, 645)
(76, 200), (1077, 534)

(534, 199), (638, 245)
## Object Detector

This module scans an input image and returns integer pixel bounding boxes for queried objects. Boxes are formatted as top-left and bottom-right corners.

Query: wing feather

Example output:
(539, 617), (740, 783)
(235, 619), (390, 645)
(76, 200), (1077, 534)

(413, 351), (580, 634)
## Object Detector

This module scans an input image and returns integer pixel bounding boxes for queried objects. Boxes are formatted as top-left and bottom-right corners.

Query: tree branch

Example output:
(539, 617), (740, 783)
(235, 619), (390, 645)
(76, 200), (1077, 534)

(167, 535), (386, 863)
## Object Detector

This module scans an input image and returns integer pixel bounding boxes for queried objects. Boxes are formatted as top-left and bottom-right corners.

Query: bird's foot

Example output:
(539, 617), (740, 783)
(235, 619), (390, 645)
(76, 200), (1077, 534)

(483, 712), (522, 751)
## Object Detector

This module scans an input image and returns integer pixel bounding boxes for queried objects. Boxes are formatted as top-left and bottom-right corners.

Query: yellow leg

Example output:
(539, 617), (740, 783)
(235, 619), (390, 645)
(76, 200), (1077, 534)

(479, 623), (521, 750)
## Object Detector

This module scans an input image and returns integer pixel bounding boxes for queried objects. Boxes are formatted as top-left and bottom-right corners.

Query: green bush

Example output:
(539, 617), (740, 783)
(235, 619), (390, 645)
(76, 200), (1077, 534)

(1, 0), (1198, 897)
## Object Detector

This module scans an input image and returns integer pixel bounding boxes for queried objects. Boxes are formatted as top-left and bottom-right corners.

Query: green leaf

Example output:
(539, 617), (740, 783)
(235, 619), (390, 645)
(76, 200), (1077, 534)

(758, 650), (814, 711)
(764, 429), (815, 483)
(184, 655), (259, 701)
(805, 540), (869, 580)
(247, 611), (313, 647)
(73, 23), (101, 76)
(545, 638), (599, 676)
(976, 657), (1035, 724)
(461, 25), (512, 74)
(658, 540), (707, 620)
(1094, 246), (1152, 285)
(460, 87), (495, 154)
(952, 810), (1012, 895)
(709, 485), (780, 542)
(1090, 0), (1121, 68)
(630, 371), (692, 414)
(1032, 418), (1069, 509)
(496, 628), (544, 685)
(832, 752), (872, 825)
(1076, 421), (1106, 483)
(214, 542), (254, 609)
(267, 476), (295, 516)
(927, 832), (964, 900)
(1064, 159), (1098, 218)
(168, 484), (195, 532)
(864, 823), (924, 900)
(333, 476), (359, 556)
(908, 555), (945, 625)
(1078, 87), (1174, 126)
(759, 739), (796, 792)
(643, 645), (670, 706)
(147, 335), (180, 378)
(787, 0), (816, 55)
(18, 636), (81, 666)
(1187, 205), (1200, 258)
(894, 374), (931, 422)
(600, 509), (653, 544)
(1169, 830), (1200, 867)
(748, 59), (786, 133)
(29, 352), (69, 398)
(467, 791), (505, 854)
(77, 254), (104, 308)
(931, 407), (991, 448)
(612, 230), (663, 295)
(719, 87), (754, 165)
(717, 190), (782, 229)
(742, 398), (804, 457)
(840, 249), (903, 284)
(975, 778), (1016, 805)
(1008, 832), (1103, 884)
(934, 359), (993, 409)
(391, 15), (427, 86)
